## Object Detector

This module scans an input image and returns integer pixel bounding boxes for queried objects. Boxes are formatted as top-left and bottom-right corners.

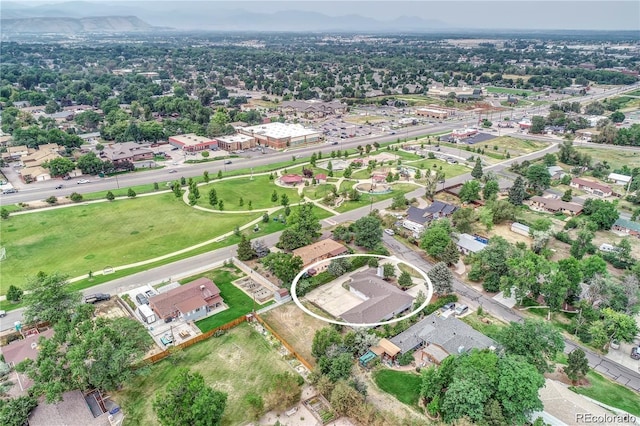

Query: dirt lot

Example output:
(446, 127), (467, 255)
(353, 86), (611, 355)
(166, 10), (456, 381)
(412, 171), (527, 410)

(485, 223), (531, 246)
(260, 302), (328, 367)
(94, 297), (132, 320)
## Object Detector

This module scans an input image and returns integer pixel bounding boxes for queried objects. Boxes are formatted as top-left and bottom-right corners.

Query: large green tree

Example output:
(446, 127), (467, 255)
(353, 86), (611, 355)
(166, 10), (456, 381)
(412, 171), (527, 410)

(353, 215), (383, 250)
(427, 261), (454, 295)
(495, 355), (545, 424)
(471, 158), (483, 179)
(496, 319), (564, 373)
(582, 199), (619, 230)
(261, 252), (303, 288)
(154, 369), (227, 426)
(237, 234), (257, 261)
(525, 164), (551, 193)
(459, 180), (481, 203)
(420, 219), (452, 259)
(23, 272), (81, 325)
(44, 157), (75, 177)
(507, 176), (527, 206)
(564, 349), (589, 384)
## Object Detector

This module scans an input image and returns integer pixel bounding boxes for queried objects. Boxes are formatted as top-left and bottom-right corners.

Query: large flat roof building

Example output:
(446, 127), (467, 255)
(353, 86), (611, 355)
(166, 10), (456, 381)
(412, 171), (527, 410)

(168, 134), (218, 152)
(215, 133), (256, 151)
(238, 122), (322, 149)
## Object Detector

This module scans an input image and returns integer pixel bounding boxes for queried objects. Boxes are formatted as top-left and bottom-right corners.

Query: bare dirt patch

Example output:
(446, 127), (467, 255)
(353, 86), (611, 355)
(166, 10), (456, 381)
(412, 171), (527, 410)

(487, 223), (531, 246)
(260, 302), (328, 367)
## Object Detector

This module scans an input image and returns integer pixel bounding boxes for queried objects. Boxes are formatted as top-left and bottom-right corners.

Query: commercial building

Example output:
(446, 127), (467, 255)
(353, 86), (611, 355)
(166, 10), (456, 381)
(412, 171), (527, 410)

(100, 142), (154, 164)
(238, 122), (322, 149)
(279, 100), (347, 119)
(416, 106), (454, 119)
(215, 133), (256, 151)
(168, 134), (218, 152)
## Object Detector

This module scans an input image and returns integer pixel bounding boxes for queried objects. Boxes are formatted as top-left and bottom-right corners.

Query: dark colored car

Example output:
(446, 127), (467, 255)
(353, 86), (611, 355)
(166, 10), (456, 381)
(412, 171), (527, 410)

(55, 184), (64, 189)
(84, 293), (111, 304)
(632, 347), (640, 360)
(1, 188), (17, 194)
(440, 302), (455, 312)
(136, 293), (149, 305)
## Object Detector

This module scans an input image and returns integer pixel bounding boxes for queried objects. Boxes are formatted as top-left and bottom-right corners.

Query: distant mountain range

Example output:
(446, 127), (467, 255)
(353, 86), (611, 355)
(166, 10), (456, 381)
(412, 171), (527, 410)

(1, 16), (153, 34)
(1, 1), (450, 33)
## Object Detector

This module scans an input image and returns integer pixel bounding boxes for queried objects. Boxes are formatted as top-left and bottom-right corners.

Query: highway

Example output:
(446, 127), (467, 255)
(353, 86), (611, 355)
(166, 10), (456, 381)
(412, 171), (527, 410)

(2, 81), (637, 206)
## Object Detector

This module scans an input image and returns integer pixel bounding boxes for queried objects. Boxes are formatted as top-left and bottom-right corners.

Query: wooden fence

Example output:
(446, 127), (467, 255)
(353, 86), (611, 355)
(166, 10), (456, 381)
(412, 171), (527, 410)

(253, 313), (314, 371)
(143, 315), (247, 364)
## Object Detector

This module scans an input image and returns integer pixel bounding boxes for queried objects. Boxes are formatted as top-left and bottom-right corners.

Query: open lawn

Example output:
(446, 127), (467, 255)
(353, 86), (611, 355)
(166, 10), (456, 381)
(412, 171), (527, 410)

(0, 194), (260, 293)
(198, 175), (299, 210)
(184, 267), (273, 332)
(485, 86), (534, 96)
(574, 147), (640, 171)
(411, 159), (470, 178)
(303, 183), (336, 200)
(112, 323), (293, 426)
(373, 369), (421, 408)
(571, 370), (640, 416)
(460, 312), (506, 341)
(334, 183), (419, 213)
(260, 302), (328, 367)
(344, 114), (388, 124)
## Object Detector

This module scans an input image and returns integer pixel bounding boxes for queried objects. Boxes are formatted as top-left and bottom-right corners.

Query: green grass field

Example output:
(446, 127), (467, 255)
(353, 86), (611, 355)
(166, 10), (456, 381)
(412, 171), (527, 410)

(373, 369), (422, 408)
(112, 323), (293, 426)
(571, 370), (640, 416)
(485, 86), (534, 96)
(198, 175), (300, 210)
(410, 159), (470, 178)
(0, 194), (261, 293)
(574, 147), (640, 171)
(184, 267), (273, 332)
(303, 183), (336, 200)
(333, 183), (419, 213)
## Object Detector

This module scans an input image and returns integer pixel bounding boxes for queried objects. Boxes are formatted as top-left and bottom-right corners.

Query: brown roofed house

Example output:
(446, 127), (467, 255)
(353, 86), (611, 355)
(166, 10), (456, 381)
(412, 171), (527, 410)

(149, 277), (223, 322)
(529, 196), (583, 216)
(292, 239), (348, 272)
(340, 269), (414, 324)
(570, 178), (612, 197)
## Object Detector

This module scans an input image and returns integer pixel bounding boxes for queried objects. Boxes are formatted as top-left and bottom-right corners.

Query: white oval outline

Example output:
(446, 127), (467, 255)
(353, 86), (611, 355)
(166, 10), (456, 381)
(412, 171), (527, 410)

(291, 253), (433, 328)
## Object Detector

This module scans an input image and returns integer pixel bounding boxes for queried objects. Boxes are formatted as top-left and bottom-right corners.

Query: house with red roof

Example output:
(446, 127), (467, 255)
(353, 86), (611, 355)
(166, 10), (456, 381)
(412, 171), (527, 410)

(315, 173), (327, 183)
(570, 178), (612, 197)
(149, 277), (223, 322)
(279, 174), (303, 185)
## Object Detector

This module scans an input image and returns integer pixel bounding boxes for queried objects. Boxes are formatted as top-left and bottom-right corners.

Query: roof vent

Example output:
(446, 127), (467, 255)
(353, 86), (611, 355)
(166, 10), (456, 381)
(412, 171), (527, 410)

(200, 285), (206, 291)
(457, 345), (465, 354)
(31, 342), (38, 349)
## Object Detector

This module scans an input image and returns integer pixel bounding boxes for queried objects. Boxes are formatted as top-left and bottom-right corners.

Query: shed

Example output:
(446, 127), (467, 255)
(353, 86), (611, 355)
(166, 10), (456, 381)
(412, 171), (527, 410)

(510, 222), (531, 237)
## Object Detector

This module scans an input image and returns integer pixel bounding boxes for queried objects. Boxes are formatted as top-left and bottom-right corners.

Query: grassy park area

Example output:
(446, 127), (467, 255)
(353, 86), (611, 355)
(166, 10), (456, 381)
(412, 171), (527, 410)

(373, 369), (422, 408)
(0, 194), (259, 293)
(485, 86), (534, 96)
(333, 183), (419, 213)
(198, 175), (300, 210)
(113, 323), (293, 426)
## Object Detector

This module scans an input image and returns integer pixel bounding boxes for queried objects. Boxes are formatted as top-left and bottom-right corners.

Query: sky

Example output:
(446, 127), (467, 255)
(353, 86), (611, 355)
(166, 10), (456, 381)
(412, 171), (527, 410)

(8, 1), (640, 30)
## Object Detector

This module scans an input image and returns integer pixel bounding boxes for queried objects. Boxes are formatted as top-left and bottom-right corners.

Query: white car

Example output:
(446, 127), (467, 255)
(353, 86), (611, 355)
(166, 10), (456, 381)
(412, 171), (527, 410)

(384, 229), (395, 236)
(77, 179), (90, 184)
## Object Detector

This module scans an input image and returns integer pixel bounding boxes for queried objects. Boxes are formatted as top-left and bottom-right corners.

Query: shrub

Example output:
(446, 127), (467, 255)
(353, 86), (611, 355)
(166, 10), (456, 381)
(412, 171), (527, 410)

(555, 231), (572, 244)
(45, 196), (57, 205)
(69, 192), (83, 202)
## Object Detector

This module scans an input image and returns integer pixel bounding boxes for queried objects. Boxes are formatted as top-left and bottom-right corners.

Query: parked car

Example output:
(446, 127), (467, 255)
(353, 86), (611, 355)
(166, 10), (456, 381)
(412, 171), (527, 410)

(384, 229), (395, 236)
(135, 293), (149, 305)
(77, 179), (90, 184)
(0, 310), (6, 318)
(55, 184), (64, 189)
(454, 304), (469, 316)
(224, 160), (232, 164)
(83, 293), (111, 304)
(168, 169), (177, 173)
(632, 347), (640, 360)
(440, 302), (456, 312)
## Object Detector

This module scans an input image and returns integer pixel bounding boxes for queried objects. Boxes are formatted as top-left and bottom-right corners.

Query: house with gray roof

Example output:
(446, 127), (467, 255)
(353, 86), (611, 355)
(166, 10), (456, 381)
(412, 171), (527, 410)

(340, 269), (414, 324)
(455, 233), (487, 255)
(612, 218), (640, 239)
(390, 312), (497, 364)
(402, 201), (458, 234)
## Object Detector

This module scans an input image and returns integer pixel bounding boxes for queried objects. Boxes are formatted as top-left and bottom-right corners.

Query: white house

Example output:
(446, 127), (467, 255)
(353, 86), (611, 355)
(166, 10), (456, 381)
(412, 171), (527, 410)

(607, 173), (631, 186)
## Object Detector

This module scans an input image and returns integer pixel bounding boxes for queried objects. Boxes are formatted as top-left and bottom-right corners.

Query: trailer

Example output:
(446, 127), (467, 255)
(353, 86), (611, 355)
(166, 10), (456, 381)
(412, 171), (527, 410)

(138, 304), (157, 324)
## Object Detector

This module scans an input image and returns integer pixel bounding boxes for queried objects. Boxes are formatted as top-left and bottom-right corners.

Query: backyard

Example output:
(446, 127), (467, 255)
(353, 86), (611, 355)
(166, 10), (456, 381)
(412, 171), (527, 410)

(112, 323), (294, 426)
(372, 369), (422, 409)
(0, 194), (260, 293)
(260, 302), (328, 367)
(184, 266), (273, 332)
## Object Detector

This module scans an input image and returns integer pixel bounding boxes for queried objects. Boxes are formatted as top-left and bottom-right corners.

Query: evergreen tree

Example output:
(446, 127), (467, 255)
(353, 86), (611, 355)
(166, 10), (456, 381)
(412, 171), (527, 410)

(203, 171), (210, 182)
(217, 170), (223, 179)
(564, 349), (589, 384)
(218, 200), (224, 210)
(427, 262), (454, 295)
(209, 188), (218, 206)
(271, 190), (278, 202)
(127, 188), (136, 198)
(237, 234), (257, 261)
(441, 241), (461, 266)
(508, 176), (527, 206)
(471, 157), (483, 179)
(398, 271), (413, 288)
(106, 191), (115, 201)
